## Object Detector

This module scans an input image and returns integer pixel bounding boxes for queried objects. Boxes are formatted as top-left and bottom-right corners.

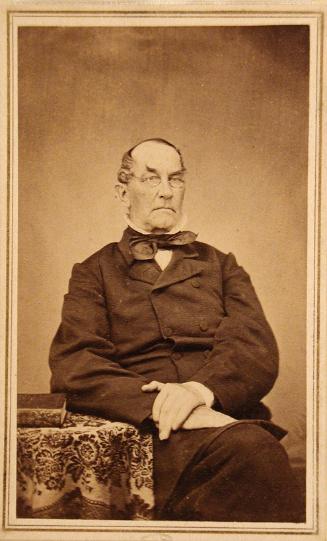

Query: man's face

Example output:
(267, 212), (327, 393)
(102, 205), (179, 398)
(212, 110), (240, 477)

(122, 142), (185, 233)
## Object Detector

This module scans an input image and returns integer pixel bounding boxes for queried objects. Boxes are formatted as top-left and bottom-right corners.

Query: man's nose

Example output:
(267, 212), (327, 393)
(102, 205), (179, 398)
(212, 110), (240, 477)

(158, 177), (173, 198)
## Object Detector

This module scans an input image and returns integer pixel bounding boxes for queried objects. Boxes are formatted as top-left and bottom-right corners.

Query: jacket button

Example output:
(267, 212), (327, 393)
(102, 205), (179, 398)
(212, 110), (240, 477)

(171, 352), (182, 361)
(191, 278), (200, 288)
(199, 319), (209, 332)
(164, 327), (173, 337)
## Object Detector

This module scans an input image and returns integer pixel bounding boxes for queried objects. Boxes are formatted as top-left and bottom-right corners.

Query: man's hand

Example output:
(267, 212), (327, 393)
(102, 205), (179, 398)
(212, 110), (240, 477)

(181, 405), (236, 430)
(141, 380), (205, 440)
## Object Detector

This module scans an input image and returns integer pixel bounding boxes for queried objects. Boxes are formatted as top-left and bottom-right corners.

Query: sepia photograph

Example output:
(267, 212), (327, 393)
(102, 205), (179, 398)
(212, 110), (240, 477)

(0, 3), (326, 541)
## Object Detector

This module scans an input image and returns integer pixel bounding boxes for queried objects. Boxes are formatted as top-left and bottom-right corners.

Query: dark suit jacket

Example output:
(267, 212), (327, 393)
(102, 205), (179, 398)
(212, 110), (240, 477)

(49, 227), (279, 426)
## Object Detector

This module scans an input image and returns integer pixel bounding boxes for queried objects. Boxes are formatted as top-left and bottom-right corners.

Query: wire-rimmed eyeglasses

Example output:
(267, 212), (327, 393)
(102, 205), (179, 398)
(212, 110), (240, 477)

(131, 174), (185, 189)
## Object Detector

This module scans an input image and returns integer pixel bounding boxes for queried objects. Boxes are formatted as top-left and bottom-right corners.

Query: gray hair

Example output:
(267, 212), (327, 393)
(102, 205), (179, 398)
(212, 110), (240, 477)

(117, 138), (185, 184)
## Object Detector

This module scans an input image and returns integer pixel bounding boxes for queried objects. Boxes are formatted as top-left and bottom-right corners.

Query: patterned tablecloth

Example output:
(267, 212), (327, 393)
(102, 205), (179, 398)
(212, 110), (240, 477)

(17, 413), (154, 520)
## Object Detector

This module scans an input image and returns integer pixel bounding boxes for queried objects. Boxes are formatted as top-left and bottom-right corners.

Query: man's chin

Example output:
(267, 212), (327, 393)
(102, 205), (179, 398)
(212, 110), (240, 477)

(147, 215), (177, 233)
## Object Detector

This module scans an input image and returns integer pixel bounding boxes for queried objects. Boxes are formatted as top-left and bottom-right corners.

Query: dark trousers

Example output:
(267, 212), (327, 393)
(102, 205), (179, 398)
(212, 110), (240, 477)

(153, 422), (304, 522)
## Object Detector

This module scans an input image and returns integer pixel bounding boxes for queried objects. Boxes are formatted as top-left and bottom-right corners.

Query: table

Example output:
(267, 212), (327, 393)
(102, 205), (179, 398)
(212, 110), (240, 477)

(17, 413), (154, 519)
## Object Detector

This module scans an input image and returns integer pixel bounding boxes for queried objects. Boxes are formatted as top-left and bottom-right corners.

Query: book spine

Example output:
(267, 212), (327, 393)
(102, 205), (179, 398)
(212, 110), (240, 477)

(17, 409), (63, 427)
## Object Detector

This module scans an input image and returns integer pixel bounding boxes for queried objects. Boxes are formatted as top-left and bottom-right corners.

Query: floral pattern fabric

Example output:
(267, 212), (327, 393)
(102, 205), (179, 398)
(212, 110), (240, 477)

(17, 413), (154, 519)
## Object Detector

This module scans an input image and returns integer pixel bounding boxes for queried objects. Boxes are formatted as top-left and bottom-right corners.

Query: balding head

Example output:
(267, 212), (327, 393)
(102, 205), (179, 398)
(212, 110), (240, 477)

(117, 138), (185, 185)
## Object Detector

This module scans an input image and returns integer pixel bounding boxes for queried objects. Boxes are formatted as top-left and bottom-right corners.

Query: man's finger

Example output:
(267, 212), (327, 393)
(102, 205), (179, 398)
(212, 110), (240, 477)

(169, 403), (185, 431)
(154, 383), (182, 423)
(158, 405), (176, 440)
(157, 395), (183, 439)
(141, 380), (164, 392)
(171, 403), (195, 431)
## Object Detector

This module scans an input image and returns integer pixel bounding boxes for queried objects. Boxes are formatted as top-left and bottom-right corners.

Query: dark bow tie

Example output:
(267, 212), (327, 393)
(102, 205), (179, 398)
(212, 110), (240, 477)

(129, 230), (197, 260)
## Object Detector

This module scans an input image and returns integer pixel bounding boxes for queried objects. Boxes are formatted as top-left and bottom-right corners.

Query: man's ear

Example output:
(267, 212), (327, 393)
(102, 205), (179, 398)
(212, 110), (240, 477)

(115, 183), (130, 209)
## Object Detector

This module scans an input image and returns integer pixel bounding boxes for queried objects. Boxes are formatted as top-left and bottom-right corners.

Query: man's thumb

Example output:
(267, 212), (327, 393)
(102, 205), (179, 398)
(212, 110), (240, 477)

(141, 380), (163, 392)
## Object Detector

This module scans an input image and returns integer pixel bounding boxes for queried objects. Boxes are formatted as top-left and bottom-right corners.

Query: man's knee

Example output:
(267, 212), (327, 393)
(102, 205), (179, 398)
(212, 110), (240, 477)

(160, 422), (304, 522)
(207, 422), (290, 471)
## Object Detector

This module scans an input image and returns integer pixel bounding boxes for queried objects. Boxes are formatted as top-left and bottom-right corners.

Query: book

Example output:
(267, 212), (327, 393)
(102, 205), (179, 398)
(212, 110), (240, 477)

(17, 393), (67, 428)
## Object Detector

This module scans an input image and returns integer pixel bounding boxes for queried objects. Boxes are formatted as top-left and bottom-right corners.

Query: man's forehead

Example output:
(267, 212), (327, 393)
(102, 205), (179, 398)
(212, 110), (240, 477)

(131, 141), (182, 170)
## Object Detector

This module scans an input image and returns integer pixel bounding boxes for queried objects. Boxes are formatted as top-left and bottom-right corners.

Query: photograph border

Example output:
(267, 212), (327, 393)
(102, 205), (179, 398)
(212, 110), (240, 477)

(1, 4), (326, 540)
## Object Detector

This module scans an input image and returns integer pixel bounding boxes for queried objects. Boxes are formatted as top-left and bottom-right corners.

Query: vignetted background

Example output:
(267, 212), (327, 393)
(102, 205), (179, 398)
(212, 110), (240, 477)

(18, 25), (309, 454)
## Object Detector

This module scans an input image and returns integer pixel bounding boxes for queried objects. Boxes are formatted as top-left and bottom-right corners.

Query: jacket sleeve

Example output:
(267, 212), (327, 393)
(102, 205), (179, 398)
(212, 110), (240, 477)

(49, 257), (155, 426)
(190, 252), (279, 416)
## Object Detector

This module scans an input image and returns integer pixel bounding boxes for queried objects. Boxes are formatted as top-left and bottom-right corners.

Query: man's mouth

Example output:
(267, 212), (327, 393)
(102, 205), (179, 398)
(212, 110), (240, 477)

(153, 207), (175, 212)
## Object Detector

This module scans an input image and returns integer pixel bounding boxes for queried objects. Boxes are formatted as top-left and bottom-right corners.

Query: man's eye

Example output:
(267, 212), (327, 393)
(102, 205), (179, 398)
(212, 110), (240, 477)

(143, 176), (161, 184)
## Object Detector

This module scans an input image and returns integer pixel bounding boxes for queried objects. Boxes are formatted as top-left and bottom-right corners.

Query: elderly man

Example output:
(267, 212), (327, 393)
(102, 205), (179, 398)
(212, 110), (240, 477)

(49, 138), (303, 522)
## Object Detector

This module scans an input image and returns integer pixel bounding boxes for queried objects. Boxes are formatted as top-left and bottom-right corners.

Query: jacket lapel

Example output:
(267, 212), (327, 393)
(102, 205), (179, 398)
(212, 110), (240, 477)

(151, 245), (205, 291)
(128, 260), (162, 285)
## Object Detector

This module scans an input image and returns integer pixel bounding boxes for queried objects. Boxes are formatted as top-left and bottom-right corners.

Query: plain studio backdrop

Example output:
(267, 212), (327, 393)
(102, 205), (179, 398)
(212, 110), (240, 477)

(18, 25), (308, 461)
